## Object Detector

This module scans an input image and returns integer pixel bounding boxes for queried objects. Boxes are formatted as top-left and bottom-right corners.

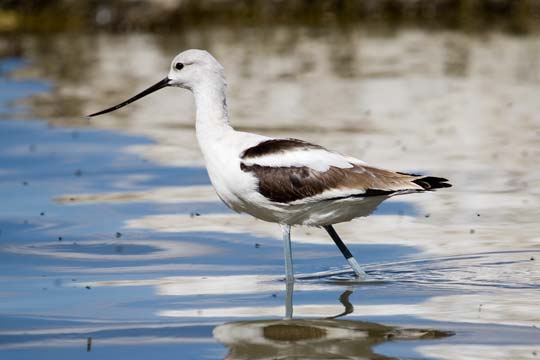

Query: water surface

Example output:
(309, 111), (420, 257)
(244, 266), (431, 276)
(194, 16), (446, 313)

(1, 27), (539, 359)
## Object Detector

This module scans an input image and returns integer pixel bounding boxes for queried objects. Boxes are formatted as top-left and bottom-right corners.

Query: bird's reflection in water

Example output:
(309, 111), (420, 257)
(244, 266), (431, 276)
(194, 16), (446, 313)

(214, 282), (452, 360)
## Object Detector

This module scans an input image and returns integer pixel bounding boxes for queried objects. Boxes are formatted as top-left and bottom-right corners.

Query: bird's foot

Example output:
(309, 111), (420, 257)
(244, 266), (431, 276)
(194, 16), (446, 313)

(347, 257), (367, 280)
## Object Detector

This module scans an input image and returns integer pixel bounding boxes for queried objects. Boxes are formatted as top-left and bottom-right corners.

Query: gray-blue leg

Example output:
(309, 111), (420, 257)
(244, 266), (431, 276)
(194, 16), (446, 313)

(281, 224), (294, 283)
(324, 225), (367, 279)
(284, 280), (294, 319)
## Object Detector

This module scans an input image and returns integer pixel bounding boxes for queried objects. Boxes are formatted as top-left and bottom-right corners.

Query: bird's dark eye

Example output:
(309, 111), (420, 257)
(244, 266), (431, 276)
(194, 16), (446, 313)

(175, 62), (184, 70)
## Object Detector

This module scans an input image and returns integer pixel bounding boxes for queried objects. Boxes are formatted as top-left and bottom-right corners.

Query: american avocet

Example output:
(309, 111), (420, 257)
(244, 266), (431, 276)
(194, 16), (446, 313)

(89, 49), (451, 282)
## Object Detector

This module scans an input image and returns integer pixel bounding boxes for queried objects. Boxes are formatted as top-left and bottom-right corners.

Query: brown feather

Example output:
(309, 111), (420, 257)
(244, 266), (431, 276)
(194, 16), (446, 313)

(240, 163), (441, 203)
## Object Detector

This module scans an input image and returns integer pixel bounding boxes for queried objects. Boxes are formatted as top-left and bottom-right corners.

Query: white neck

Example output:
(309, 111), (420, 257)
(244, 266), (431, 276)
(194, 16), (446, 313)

(193, 81), (232, 146)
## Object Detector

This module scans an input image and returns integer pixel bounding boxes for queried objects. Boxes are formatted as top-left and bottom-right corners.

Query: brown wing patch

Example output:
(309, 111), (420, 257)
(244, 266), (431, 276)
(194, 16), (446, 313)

(240, 163), (427, 203)
(240, 139), (324, 159)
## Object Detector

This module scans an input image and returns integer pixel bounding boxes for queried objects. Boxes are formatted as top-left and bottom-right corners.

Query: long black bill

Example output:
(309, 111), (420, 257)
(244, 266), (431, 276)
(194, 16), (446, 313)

(88, 77), (171, 117)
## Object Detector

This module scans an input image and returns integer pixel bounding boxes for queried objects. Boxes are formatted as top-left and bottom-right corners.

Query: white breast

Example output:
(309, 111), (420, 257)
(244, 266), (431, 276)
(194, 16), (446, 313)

(199, 130), (268, 213)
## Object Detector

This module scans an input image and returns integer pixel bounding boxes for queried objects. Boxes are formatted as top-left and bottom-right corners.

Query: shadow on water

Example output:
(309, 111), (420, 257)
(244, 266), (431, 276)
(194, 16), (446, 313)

(214, 284), (453, 360)
(216, 319), (449, 360)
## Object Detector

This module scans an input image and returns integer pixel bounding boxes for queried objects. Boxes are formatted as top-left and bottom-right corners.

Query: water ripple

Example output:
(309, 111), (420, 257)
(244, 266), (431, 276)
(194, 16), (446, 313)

(4, 239), (217, 261)
(299, 251), (540, 290)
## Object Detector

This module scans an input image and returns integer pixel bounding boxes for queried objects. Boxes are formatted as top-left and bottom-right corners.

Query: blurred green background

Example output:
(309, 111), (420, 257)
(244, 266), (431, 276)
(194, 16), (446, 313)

(1, 0), (540, 34)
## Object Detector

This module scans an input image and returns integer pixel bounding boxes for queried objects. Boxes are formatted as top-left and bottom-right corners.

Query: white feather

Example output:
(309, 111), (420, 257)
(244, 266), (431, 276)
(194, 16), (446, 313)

(241, 148), (355, 172)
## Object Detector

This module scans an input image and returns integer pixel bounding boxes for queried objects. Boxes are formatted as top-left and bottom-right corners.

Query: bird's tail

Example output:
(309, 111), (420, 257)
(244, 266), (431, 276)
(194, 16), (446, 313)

(412, 176), (452, 190)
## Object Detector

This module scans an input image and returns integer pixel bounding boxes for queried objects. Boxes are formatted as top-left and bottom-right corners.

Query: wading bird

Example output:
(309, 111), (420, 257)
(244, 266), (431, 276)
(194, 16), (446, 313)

(89, 49), (451, 282)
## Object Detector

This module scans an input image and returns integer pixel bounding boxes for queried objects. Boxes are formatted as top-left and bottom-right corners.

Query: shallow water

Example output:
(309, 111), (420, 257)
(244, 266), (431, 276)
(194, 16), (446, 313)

(1, 27), (540, 359)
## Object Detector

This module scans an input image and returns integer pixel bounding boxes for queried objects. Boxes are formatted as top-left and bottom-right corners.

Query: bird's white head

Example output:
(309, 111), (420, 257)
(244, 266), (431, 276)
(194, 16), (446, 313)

(168, 49), (225, 91)
(88, 49), (226, 117)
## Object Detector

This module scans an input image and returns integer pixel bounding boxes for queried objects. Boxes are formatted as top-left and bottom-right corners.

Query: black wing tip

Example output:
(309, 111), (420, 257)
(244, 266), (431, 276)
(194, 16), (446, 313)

(413, 176), (452, 190)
